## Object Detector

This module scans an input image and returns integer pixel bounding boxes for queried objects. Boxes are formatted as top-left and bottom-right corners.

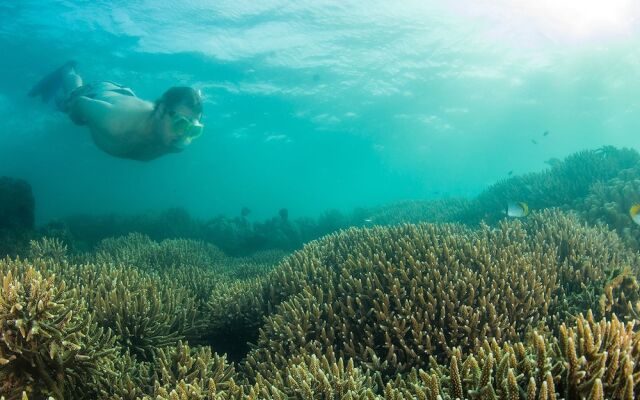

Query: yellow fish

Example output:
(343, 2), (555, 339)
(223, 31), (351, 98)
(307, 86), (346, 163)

(507, 202), (529, 218)
(630, 204), (640, 225)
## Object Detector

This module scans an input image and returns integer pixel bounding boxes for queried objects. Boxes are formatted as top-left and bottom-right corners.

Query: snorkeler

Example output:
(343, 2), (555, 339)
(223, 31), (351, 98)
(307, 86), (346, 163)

(28, 61), (204, 161)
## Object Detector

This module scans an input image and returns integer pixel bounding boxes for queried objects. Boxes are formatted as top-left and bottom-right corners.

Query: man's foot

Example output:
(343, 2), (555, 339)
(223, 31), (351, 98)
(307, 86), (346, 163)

(28, 60), (78, 103)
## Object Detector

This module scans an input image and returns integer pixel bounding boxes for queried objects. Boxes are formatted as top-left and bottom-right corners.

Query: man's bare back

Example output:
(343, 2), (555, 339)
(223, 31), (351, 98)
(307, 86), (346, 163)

(29, 62), (204, 161)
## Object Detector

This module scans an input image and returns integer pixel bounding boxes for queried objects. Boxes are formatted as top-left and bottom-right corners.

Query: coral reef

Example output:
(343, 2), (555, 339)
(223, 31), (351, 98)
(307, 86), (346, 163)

(0, 259), (118, 399)
(4, 147), (640, 398)
(92, 234), (227, 273)
(85, 265), (202, 361)
(22, 235), (287, 365)
(53, 207), (327, 256)
(385, 312), (639, 399)
(242, 210), (640, 381)
(61, 208), (202, 251)
(356, 198), (472, 226)
(138, 341), (237, 400)
(580, 167), (640, 250)
(245, 352), (379, 399)
(457, 147), (640, 225)
(28, 237), (69, 264)
(3, 209), (640, 399)
(26, 146), (640, 259)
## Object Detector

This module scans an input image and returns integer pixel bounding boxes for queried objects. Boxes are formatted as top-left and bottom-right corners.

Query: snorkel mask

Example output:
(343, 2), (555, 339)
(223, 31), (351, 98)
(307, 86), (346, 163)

(169, 110), (204, 140)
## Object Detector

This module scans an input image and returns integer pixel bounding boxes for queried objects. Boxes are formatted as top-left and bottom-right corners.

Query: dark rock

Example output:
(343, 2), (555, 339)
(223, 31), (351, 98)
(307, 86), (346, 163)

(0, 177), (35, 230)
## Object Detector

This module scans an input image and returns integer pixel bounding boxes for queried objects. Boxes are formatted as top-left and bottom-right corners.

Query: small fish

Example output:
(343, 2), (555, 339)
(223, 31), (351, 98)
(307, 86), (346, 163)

(595, 146), (614, 158)
(364, 218), (373, 223)
(543, 131), (549, 136)
(508, 170), (513, 176)
(241, 206), (251, 217)
(630, 204), (640, 225)
(544, 157), (562, 168)
(531, 139), (538, 145)
(507, 202), (529, 218)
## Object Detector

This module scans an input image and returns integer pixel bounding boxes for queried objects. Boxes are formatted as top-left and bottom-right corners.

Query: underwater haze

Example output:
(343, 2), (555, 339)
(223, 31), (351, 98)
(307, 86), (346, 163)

(2, 0), (640, 223)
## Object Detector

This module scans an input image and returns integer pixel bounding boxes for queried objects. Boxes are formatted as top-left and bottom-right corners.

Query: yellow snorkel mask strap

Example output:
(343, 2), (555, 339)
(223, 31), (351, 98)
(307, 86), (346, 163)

(187, 89), (204, 139)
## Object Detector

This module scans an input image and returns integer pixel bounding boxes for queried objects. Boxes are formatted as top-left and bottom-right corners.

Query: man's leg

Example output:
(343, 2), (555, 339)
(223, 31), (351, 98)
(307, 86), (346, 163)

(62, 68), (83, 99)
(28, 61), (82, 110)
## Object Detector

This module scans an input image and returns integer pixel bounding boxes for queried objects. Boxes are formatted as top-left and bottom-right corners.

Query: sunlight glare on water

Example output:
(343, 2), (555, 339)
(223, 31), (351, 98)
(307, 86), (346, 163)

(527, 0), (635, 39)
(449, 0), (638, 49)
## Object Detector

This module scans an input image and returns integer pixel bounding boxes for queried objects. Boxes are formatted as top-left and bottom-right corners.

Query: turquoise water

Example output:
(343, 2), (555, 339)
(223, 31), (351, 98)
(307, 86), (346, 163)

(1, 1), (640, 223)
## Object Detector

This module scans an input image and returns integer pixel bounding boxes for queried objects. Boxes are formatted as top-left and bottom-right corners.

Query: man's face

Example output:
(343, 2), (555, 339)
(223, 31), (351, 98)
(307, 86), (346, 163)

(158, 103), (203, 150)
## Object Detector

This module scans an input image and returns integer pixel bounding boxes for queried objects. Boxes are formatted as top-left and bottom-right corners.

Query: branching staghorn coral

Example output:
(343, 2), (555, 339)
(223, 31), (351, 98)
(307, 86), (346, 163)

(457, 147), (640, 225)
(385, 338), (562, 400)
(0, 258), (119, 400)
(557, 311), (639, 399)
(139, 341), (238, 400)
(383, 313), (639, 399)
(19, 248), (208, 363)
(82, 265), (203, 361)
(92, 234), (279, 302)
(83, 234), (282, 361)
(3, 207), (640, 398)
(78, 234), (284, 359)
(28, 236), (69, 264)
(93, 232), (162, 267)
(244, 223), (551, 378)
(0, 254), (239, 398)
(357, 198), (473, 226)
(9, 152), (640, 399)
(22, 234), (282, 365)
(93, 234), (228, 273)
(100, 350), (152, 400)
(580, 167), (640, 250)
(242, 210), (640, 381)
(206, 237), (346, 361)
(5, 312), (639, 399)
(245, 352), (379, 399)
(229, 249), (288, 280)
(524, 210), (640, 323)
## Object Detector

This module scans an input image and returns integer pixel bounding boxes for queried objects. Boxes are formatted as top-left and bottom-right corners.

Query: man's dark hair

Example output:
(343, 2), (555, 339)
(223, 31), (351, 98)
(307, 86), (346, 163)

(156, 87), (202, 115)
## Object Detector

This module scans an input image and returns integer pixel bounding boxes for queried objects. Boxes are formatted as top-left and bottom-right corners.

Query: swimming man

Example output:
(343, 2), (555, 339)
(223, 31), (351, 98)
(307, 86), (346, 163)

(29, 61), (204, 161)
